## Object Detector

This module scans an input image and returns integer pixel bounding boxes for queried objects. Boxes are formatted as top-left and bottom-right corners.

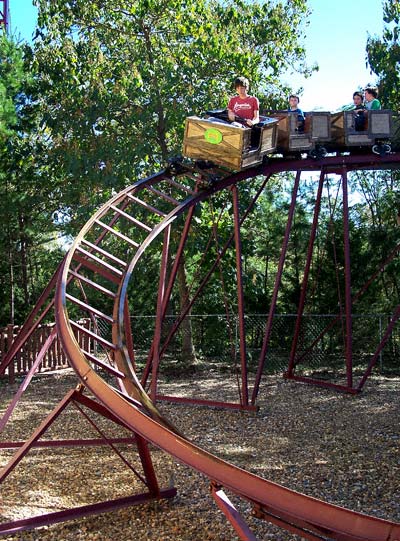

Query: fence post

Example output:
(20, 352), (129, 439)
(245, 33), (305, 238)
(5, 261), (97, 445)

(7, 324), (15, 384)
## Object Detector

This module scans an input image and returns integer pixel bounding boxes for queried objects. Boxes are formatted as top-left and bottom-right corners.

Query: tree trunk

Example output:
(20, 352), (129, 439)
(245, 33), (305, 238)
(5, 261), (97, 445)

(177, 256), (196, 365)
(19, 213), (30, 306)
(8, 243), (15, 325)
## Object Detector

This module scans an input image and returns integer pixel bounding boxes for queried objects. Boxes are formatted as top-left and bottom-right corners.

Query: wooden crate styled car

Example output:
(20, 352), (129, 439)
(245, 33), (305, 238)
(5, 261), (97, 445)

(269, 111), (331, 157)
(182, 115), (278, 170)
(329, 109), (393, 153)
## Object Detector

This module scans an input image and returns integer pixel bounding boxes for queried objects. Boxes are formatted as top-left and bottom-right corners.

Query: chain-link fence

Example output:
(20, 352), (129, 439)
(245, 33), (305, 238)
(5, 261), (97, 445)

(3, 314), (397, 383)
(121, 313), (399, 376)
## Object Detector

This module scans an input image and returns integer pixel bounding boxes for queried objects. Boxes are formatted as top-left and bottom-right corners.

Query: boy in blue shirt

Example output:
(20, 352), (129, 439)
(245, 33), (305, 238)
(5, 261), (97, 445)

(288, 94), (305, 132)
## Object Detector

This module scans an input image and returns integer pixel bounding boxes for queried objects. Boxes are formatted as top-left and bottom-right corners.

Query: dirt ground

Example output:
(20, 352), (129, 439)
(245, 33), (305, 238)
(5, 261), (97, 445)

(0, 369), (399, 540)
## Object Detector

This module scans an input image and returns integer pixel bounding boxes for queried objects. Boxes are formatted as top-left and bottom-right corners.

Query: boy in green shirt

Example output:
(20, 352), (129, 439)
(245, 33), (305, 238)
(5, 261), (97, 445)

(364, 87), (381, 110)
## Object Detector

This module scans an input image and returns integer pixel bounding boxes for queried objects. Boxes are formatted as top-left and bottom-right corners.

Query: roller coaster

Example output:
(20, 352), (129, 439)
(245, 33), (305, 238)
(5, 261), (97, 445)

(183, 108), (396, 168)
(0, 113), (399, 539)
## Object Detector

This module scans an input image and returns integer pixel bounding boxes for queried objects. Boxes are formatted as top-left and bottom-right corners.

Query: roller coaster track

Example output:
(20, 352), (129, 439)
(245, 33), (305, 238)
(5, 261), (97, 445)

(5, 153), (400, 539)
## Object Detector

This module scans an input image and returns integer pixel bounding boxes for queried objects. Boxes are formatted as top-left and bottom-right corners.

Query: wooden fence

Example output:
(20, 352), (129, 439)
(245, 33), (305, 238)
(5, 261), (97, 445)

(0, 320), (92, 383)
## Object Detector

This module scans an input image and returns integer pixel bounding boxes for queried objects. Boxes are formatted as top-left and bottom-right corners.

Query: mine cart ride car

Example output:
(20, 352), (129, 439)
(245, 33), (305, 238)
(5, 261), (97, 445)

(328, 109), (393, 154)
(182, 111), (278, 170)
(393, 113), (400, 152)
(269, 111), (331, 158)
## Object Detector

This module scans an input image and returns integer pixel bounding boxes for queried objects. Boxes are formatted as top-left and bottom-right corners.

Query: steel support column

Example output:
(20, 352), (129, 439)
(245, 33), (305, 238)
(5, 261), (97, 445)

(151, 226), (171, 402)
(252, 170), (302, 404)
(0, 261), (63, 377)
(0, 490), (177, 536)
(0, 388), (78, 483)
(341, 167), (353, 388)
(287, 168), (326, 377)
(153, 174), (272, 408)
(231, 184), (249, 406)
(142, 204), (196, 387)
(0, 326), (58, 433)
(0, 387), (175, 534)
(210, 483), (258, 541)
(357, 304), (400, 391)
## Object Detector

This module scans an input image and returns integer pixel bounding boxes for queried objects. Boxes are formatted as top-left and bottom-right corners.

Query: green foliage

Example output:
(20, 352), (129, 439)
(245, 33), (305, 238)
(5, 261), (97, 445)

(0, 34), (29, 139)
(32, 0), (311, 200)
(180, 169), (399, 321)
(0, 35), (64, 325)
(363, 0), (400, 313)
(348, 170), (399, 313)
(366, 0), (400, 109)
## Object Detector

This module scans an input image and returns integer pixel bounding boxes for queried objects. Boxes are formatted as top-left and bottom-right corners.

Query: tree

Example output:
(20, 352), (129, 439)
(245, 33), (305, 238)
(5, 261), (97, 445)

(32, 0), (313, 195)
(29, 0), (313, 364)
(348, 170), (400, 314)
(366, 0), (400, 217)
(366, 0), (400, 110)
(0, 35), (63, 325)
(364, 0), (400, 312)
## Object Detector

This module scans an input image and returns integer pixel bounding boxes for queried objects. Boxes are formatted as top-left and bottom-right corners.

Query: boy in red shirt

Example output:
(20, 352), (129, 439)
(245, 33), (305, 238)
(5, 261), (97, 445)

(227, 76), (260, 127)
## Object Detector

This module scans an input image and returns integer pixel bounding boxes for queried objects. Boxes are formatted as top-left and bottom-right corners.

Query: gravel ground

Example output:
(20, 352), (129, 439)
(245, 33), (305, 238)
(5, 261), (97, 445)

(0, 369), (399, 540)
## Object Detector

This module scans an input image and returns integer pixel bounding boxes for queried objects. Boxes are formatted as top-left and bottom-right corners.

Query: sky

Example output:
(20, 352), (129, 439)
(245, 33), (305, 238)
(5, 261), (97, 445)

(9, 0), (385, 112)
(9, 0), (38, 43)
(287, 0), (385, 111)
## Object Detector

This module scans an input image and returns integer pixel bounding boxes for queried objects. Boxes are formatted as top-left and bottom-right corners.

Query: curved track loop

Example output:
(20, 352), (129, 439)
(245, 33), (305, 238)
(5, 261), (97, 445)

(55, 155), (400, 540)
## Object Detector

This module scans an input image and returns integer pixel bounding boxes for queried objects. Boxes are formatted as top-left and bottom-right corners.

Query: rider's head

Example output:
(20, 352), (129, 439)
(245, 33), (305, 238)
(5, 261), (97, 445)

(234, 76), (249, 91)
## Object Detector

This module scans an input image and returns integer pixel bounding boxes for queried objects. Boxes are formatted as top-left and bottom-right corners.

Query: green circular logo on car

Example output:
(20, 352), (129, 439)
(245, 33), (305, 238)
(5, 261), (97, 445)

(204, 128), (223, 145)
